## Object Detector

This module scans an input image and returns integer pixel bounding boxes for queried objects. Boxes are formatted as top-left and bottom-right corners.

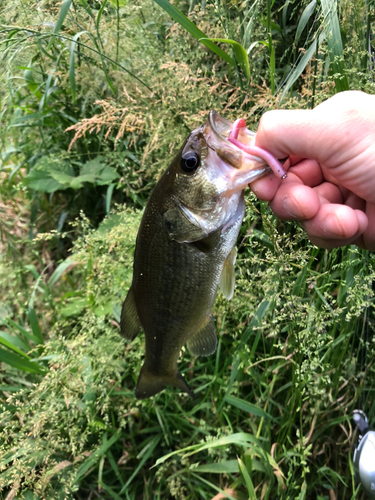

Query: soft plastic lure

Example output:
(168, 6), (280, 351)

(228, 118), (287, 179)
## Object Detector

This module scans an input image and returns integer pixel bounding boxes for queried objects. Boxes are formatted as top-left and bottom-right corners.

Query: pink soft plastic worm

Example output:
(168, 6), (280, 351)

(229, 119), (287, 179)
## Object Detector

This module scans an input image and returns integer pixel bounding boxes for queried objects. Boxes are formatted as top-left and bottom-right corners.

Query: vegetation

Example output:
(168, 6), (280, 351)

(0, 0), (374, 498)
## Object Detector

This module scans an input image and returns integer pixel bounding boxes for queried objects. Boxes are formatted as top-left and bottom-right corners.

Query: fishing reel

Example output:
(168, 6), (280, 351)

(353, 410), (375, 498)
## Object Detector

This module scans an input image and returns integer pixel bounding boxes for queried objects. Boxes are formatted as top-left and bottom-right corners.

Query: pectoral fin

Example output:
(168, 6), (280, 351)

(120, 285), (141, 341)
(192, 230), (221, 253)
(163, 206), (208, 243)
(219, 247), (237, 301)
(187, 316), (217, 356)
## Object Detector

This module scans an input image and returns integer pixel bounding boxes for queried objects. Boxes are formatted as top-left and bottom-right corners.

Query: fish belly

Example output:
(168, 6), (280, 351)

(131, 196), (245, 397)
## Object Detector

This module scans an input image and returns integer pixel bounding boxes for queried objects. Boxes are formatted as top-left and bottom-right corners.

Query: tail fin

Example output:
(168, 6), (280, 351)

(135, 364), (194, 399)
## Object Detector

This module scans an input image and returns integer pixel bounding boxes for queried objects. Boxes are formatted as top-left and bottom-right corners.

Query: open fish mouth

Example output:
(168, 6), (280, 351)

(207, 111), (288, 179)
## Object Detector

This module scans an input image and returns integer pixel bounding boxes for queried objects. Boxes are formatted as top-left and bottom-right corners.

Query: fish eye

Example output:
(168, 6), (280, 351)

(181, 153), (200, 173)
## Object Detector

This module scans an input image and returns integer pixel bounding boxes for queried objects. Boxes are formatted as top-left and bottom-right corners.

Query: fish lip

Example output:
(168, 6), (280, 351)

(208, 110), (256, 143)
(206, 111), (250, 170)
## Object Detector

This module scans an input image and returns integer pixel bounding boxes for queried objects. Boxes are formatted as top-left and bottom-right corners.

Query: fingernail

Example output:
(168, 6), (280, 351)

(283, 195), (303, 219)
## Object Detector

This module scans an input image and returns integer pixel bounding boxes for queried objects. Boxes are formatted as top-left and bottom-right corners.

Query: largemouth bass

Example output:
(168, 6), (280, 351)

(121, 111), (285, 399)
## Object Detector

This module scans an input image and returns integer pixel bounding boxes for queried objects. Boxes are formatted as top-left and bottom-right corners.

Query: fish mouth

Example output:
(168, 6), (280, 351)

(205, 110), (270, 185)
(206, 111), (287, 180)
(208, 110), (255, 145)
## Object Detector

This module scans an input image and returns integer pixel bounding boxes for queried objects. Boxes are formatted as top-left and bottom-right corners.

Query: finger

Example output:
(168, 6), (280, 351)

(341, 191), (366, 212)
(268, 182), (320, 220)
(301, 205), (368, 245)
(288, 158), (324, 187)
(362, 203), (375, 251)
(312, 183), (343, 204)
(249, 172), (282, 201)
(250, 167), (309, 202)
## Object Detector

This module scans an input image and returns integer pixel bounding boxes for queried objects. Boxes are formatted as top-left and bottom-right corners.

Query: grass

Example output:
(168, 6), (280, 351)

(0, 0), (374, 498)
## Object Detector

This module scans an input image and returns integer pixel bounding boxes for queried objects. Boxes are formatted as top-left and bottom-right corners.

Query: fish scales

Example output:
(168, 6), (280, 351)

(120, 111), (272, 399)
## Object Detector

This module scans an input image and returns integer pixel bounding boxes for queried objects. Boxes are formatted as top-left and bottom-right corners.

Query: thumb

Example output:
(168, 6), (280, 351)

(255, 109), (326, 161)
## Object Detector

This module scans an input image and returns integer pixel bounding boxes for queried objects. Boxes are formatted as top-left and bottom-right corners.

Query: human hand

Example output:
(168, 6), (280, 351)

(251, 90), (375, 250)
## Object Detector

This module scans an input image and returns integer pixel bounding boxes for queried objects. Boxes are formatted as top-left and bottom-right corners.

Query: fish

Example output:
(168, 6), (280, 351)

(120, 111), (286, 399)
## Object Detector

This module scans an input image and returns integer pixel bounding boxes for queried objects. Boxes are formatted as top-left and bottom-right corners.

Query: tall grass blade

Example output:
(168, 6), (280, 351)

(96, 0), (109, 28)
(153, 0), (233, 65)
(47, 0), (73, 50)
(120, 436), (161, 492)
(237, 457), (256, 500)
(73, 432), (121, 484)
(106, 183), (115, 215)
(0, 346), (44, 373)
(5, 318), (40, 345)
(70, 31), (88, 103)
(279, 34), (324, 105)
(191, 460), (239, 473)
(321, 0), (349, 92)
(204, 38), (250, 81)
(0, 332), (30, 357)
(189, 473), (238, 500)
(224, 395), (274, 420)
(266, 0), (275, 93)
(27, 307), (43, 344)
(48, 258), (76, 288)
(155, 432), (261, 465)
(295, 0), (317, 44)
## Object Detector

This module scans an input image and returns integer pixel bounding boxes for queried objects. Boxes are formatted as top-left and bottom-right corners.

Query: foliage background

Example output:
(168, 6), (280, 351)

(0, 0), (374, 498)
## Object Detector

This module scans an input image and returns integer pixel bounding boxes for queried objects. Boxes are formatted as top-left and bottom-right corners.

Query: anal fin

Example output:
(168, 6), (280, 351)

(187, 316), (217, 357)
(219, 247), (237, 301)
(120, 285), (141, 341)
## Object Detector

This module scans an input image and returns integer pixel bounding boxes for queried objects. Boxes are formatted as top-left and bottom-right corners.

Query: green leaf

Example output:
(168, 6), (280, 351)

(27, 307), (43, 345)
(152, 0), (233, 65)
(204, 38), (250, 82)
(48, 0), (73, 49)
(0, 332), (30, 357)
(224, 395), (274, 420)
(49, 170), (75, 185)
(106, 183), (115, 215)
(25, 157), (74, 193)
(80, 157), (106, 176)
(26, 170), (66, 193)
(0, 347), (43, 373)
(60, 297), (88, 317)
(96, 166), (119, 185)
(192, 460), (239, 474)
(48, 258), (77, 288)
(70, 174), (96, 188)
(24, 68), (42, 98)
